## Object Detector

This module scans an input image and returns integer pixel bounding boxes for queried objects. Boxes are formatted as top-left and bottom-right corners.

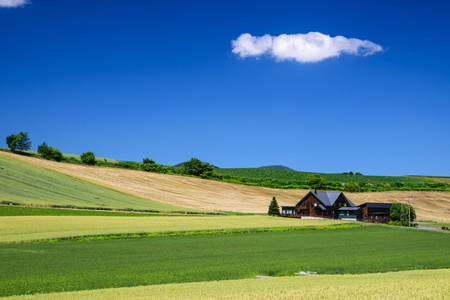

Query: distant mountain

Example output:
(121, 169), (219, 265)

(258, 165), (295, 171)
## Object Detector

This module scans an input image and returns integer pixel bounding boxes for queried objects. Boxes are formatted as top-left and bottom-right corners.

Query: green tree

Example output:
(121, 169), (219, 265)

(141, 158), (159, 172)
(389, 203), (416, 226)
(6, 131), (31, 151)
(344, 182), (360, 192)
(37, 142), (63, 161)
(81, 151), (96, 165)
(182, 158), (213, 178)
(143, 158), (156, 164)
(306, 174), (326, 188)
(268, 197), (281, 216)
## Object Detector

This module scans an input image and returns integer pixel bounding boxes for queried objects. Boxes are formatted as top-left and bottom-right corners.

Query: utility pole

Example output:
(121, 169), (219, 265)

(408, 196), (413, 227)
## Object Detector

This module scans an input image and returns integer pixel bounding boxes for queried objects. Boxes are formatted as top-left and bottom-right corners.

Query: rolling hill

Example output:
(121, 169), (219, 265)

(1, 151), (449, 221)
(0, 152), (194, 212)
(214, 167), (432, 185)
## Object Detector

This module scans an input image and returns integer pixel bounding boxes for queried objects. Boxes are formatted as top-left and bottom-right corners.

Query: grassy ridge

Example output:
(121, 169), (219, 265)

(412, 175), (450, 184)
(1, 226), (448, 296)
(8, 269), (449, 300)
(0, 215), (350, 243)
(215, 168), (430, 184)
(0, 153), (194, 212)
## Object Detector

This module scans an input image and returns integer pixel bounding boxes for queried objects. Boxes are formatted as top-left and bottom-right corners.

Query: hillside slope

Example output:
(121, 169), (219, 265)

(0, 153), (192, 212)
(1, 152), (449, 221)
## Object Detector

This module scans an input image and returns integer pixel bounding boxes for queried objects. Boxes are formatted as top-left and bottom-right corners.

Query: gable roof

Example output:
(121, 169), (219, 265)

(298, 190), (356, 207)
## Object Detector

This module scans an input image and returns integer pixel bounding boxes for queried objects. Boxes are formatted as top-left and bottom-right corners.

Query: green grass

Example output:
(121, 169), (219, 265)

(215, 167), (432, 184)
(0, 215), (352, 243)
(7, 269), (449, 300)
(0, 205), (188, 217)
(0, 153), (196, 212)
(0, 226), (449, 296)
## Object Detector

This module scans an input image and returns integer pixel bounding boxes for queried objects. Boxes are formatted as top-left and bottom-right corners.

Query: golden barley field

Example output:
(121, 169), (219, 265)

(5, 269), (449, 300)
(0, 215), (350, 243)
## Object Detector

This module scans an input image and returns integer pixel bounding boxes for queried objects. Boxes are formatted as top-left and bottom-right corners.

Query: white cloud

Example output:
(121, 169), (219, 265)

(0, 0), (30, 8)
(232, 32), (383, 63)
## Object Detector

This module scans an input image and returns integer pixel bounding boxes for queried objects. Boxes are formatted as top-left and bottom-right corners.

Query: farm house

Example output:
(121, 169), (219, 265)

(281, 189), (392, 223)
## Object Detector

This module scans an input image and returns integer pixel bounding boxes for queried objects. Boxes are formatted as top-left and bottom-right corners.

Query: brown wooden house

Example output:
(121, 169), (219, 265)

(281, 188), (359, 220)
(281, 189), (393, 223)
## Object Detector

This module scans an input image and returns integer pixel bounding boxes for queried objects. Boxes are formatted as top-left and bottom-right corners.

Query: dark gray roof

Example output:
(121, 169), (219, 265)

(358, 203), (393, 209)
(317, 204), (326, 210)
(338, 207), (360, 211)
(312, 191), (356, 207)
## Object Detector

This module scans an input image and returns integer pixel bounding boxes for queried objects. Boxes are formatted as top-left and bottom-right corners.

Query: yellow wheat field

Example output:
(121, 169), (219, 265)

(6, 269), (449, 299)
(0, 215), (351, 243)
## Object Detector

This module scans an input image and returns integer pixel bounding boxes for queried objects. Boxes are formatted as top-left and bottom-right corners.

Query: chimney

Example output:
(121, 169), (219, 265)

(313, 187), (317, 194)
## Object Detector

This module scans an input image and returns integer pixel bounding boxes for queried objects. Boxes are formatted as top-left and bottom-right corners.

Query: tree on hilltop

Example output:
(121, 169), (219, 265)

(37, 142), (63, 161)
(6, 131), (31, 151)
(182, 158), (213, 178)
(268, 197), (280, 216)
(81, 151), (96, 165)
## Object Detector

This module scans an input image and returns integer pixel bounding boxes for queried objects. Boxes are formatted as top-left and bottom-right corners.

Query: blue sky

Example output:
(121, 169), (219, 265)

(1, 0), (449, 176)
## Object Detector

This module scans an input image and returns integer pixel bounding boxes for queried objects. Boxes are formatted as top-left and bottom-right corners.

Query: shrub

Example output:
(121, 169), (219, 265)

(306, 174), (326, 188)
(81, 151), (96, 165)
(37, 142), (63, 162)
(344, 182), (360, 192)
(182, 158), (214, 178)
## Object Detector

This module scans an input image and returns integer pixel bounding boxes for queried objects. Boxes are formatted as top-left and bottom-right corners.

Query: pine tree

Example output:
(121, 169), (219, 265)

(268, 197), (280, 216)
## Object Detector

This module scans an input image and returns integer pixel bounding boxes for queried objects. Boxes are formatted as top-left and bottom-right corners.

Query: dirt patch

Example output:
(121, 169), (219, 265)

(2, 151), (449, 221)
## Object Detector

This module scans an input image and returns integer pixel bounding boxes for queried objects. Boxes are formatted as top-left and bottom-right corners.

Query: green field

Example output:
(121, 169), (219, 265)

(0, 153), (195, 212)
(0, 205), (186, 217)
(1, 226), (448, 297)
(215, 167), (431, 184)
(0, 214), (351, 243)
(6, 269), (449, 300)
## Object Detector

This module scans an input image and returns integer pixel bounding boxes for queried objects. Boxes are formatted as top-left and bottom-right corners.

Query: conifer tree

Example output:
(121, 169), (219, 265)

(268, 197), (280, 216)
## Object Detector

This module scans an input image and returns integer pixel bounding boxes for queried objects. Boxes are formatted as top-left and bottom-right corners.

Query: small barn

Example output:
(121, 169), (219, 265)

(358, 202), (392, 223)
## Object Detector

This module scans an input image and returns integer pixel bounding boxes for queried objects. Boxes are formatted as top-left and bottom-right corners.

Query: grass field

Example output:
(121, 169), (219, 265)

(0, 153), (196, 212)
(0, 205), (189, 217)
(6, 269), (449, 299)
(0, 215), (352, 243)
(215, 167), (432, 184)
(0, 226), (449, 297)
